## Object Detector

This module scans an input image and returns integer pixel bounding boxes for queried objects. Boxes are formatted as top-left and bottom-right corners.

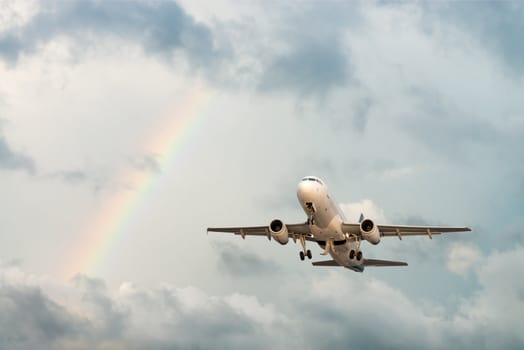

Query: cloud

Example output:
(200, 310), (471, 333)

(49, 170), (88, 184)
(257, 3), (359, 95)
(339, 199), (387, 223)
(0, 133), (35, 173)
(446, 242), (482, 276)
(426, 2), (524, 74)
(0, 264), (289, 350)
(259, 40), (349, 95)
(0, 0), (224, 68)
(215, 242), (280, 277)
(402, 86), (498, 161)
(128, 154), (160, 173)
(1, 245), (524, 350)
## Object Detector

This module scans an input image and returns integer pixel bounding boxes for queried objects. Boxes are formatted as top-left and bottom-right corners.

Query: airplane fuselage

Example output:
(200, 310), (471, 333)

(297, 176), (363, 271)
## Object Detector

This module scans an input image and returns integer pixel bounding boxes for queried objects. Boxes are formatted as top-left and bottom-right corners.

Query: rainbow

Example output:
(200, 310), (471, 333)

(62, 87), (212, 279)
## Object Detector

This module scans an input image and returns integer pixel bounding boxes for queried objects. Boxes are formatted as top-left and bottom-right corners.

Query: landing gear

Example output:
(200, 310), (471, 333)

(299, 250), (312, 261)
(305, 202), (316, 225)
(348, 233), (363, 261)
(349, 249), (363, 261)
(298, 235), (312, 261)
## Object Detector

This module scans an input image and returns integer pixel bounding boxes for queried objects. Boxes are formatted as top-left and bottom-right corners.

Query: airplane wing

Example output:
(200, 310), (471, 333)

(341, 223), (471, 239)
(312, 259), (407, 267)
(207, 223), (312, 240)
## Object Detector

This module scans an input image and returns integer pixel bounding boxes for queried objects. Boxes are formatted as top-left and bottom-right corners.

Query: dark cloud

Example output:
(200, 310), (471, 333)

(258, 3), (360, 95)
(259, 41), (349, 95)
(1, 251), (524, 350)
(0, 0), (224, 68)
(0, 1), (361, 96)
(0, 133), (35, 173)
(0, 285), (82, 350)
(128, 154), (160, 173)
(402, 86), (498, 161)
(425, 2), (524, 73)
(215, 242), (279, 277)
(50, 170), (89, 184)
(351, 96), (373, 132)
(44, 153), (161, 191)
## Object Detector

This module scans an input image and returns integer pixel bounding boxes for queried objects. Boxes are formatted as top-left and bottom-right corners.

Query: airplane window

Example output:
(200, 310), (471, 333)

(302, 177), (323, 185)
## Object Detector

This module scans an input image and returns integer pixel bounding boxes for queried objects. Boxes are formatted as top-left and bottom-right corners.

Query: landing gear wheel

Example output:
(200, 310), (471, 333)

(356, 251), (362, 261)
(299, 251), (305, 261)
(306, 249), (312, 259)
(349, 250), (355, 259)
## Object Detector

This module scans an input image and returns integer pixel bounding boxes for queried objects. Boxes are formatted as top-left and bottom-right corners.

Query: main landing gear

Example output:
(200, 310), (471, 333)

(348, 233), (363, 261)
(298, 235), (312, 261)
(349, 249), (363, 261)
(299, 249), (312, 261)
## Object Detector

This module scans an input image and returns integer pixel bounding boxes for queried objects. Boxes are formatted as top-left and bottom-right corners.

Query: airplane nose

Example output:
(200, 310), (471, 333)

(297, 180), (314, 201)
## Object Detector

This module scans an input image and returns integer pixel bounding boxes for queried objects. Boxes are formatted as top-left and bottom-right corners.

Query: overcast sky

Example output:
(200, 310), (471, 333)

(1, 1), (523, 349)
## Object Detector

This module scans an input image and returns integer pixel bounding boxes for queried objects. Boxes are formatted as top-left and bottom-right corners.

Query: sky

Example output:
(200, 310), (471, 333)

(0, 0), (523, 349)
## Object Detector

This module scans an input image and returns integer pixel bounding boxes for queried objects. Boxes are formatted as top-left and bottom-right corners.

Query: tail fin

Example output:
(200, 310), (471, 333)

(358, 213), (365, 223)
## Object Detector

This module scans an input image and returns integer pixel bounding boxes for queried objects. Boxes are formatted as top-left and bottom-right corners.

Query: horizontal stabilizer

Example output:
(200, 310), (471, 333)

(312, 260), (341, 267)
(363, 259), (408, 267)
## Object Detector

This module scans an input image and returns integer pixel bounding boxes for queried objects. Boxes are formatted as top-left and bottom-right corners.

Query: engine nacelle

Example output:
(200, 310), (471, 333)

(269, 219), (289, 245)
(360, 218), (381, 245)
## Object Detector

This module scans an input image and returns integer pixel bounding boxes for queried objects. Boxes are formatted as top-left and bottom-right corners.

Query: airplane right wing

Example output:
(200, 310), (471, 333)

(207, 223), (312, 240)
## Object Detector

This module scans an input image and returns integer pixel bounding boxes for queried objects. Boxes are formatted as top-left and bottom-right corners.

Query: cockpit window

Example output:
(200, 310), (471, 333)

(301, 177), (323, 185)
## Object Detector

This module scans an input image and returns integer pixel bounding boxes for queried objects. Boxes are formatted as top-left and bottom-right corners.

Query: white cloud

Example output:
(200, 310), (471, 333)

(446, 242), (482, 276)
(339, 199), (387, 223)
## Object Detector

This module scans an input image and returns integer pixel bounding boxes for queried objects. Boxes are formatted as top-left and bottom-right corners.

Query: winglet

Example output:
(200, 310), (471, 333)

(358, 213), (364, 223)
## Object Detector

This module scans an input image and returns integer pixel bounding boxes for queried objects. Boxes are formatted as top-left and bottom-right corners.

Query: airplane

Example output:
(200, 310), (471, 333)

(207, 176), (471, 272)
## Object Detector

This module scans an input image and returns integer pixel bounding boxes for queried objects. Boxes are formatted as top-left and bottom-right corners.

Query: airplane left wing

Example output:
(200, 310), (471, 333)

(207, 223), (312, 240)
(341, 223), (471, 239)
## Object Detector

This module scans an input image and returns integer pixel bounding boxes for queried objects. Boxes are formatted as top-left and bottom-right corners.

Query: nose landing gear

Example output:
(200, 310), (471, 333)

(305, 202), (316, 225)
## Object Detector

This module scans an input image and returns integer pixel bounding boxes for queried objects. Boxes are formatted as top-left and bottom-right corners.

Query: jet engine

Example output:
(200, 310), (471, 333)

(360, 218), (381, 245)
(269, 219), (289, 245)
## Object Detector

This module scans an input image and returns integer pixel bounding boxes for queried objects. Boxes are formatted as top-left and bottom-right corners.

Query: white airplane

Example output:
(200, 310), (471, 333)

(208, 176), (471, 272)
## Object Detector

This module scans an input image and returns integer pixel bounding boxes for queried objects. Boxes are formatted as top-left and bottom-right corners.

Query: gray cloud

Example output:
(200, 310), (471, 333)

(0, 1), (363, 97)
(258, 3), (360, 95)
(49, 170), (88, 184)
(425, 2), (524, 73)
(128, 154), (160, 173)
(0, 133), (35, 173)
(215, 242), (280, 277)
(1, 245), (524, 349)
(0, 0), (224, 68)
(402, 86), (498, 161)
(0, 285), (82, 350)
(259, 40), (349, 95)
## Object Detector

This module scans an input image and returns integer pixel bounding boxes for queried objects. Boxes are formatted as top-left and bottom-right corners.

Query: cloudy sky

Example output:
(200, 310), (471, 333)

(1, 0), (523, 349)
